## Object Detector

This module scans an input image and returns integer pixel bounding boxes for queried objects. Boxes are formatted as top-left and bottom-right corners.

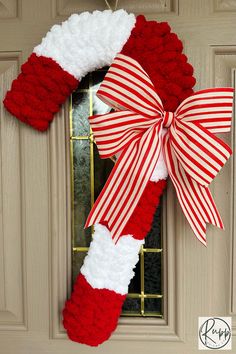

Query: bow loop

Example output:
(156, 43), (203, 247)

(97, 54), (164, 118)
(85, 53), (234, 246)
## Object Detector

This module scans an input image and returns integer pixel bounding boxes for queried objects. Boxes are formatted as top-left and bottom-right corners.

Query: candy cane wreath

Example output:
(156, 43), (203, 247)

(4, 9), (232, 347)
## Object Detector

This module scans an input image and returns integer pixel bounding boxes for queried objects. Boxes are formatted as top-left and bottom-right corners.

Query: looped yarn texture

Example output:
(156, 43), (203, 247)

(4, 54), (78, 131)
(3, 10), (136, 131)
(63, 273), (126, 346)
(121, 15), (196, 112)
(3, 13), (195, 132)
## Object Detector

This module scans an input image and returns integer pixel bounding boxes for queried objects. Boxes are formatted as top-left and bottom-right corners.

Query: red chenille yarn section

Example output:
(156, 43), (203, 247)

(121, 15), (196, 112)
(63, 273), (125, 347)
(123, 179), (167, 240)
(3, 53), (78, 131)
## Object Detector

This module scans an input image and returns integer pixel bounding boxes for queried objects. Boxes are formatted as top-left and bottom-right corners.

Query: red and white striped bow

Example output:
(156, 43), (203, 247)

(85, 53), (234, 246)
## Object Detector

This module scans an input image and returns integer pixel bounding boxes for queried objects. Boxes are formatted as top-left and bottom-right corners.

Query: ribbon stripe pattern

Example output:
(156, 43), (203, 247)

(85, 53), (234, 246)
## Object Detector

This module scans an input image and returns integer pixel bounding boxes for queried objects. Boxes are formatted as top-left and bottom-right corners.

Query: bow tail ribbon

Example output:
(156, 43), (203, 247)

(163, 133), (224, 244)
(85, 120), (163, 243)
(169, 120), (232, 186)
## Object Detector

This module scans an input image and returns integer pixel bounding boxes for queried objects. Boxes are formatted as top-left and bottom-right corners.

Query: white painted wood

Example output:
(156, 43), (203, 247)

(0, 0), (235, 353)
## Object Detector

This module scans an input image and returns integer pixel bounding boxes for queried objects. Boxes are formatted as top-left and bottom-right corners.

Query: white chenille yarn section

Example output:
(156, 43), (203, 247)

(33, 10), (136, 80)
(80, 224), (144, 295)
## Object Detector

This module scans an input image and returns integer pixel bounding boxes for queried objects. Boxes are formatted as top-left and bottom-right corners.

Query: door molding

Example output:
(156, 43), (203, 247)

(0, 51), (27, 331)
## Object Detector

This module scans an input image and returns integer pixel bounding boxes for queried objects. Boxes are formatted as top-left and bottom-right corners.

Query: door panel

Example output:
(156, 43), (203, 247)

(0, 1), (235, 353)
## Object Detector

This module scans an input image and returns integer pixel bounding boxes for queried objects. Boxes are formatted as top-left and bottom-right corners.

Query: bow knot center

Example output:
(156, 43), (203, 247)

(163, 111), (174, 128)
